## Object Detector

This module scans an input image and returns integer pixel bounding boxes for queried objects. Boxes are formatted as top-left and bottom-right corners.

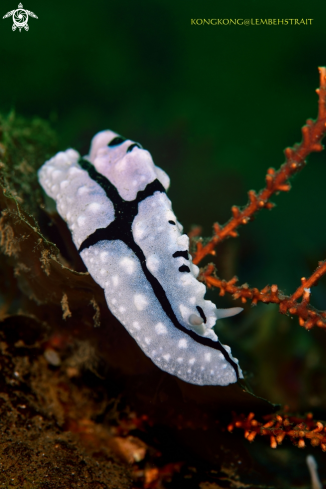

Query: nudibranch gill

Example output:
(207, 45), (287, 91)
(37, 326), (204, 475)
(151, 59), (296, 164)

(38, 130), (243, 386)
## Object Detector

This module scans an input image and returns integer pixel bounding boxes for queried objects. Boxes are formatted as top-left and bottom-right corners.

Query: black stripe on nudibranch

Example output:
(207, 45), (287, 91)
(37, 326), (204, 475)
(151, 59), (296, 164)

(108, 136), (126, 146)
(127, 143), (142, 153)
(78, 158), (164, 211)
(77, 158), (240, 380)
(196, 306), (207, 324)
(179, 265), (190, 273)
(173, 250), (189, 260)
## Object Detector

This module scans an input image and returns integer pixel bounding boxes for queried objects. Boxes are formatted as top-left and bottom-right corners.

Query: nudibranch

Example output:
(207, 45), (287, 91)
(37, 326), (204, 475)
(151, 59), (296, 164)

(38, 131), (243, 386)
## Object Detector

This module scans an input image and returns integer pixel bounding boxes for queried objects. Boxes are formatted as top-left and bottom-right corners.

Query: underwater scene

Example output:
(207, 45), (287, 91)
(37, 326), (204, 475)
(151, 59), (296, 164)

(0, 0), (326, 487)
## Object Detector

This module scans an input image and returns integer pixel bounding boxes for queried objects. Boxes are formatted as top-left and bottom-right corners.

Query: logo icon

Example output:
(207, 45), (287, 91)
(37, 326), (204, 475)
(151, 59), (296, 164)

(3, 3), (38, 32)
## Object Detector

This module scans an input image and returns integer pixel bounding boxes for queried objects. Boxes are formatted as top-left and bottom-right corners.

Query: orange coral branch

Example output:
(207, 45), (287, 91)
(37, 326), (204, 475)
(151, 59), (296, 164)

(227, 411), (326, 451)
(289, 261), (326, 302)
(201, 261), (326, 330)
(192, 67), (326, 265)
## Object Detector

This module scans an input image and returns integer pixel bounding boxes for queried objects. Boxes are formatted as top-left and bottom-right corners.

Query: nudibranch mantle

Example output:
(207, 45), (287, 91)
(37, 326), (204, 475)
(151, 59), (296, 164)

(38, 130), (243, 386)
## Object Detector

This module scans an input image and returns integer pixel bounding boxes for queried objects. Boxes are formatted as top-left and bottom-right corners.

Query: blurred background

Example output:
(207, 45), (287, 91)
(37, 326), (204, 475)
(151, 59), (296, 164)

(1, 0), (326, 410)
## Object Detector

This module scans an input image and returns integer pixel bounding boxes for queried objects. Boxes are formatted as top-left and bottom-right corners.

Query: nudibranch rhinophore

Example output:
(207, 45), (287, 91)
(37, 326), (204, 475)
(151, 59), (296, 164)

(38, 130), (244, 386)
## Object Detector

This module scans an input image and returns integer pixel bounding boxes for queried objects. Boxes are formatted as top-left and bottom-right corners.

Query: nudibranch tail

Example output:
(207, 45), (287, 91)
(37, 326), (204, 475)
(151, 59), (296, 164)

(38, 130), (243, 386)
(215, 307), (244, 319)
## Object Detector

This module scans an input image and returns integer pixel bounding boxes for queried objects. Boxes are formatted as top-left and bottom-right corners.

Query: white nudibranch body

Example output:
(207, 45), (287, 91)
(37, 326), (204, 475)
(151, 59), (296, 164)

(38, 130), (243, 386)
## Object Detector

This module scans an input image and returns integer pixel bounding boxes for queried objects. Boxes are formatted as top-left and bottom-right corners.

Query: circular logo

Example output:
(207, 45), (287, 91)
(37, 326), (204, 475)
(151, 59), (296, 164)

(13, 8), (28, 28)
